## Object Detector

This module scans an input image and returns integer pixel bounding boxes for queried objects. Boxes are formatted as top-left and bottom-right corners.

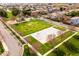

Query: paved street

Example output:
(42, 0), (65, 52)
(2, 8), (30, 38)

(0, 21), (22, 56)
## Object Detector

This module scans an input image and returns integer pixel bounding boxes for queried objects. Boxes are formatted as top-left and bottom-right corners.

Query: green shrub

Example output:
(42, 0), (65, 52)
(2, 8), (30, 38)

(23, 45), (30, 56)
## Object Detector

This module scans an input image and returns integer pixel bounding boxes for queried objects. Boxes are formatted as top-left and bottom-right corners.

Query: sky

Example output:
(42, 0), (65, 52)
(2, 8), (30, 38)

(0, 0), (79, 3)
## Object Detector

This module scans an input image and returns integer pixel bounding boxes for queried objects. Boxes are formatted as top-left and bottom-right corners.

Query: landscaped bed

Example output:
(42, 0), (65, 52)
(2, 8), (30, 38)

(11, 19), (52, 36)
(25, 31), (74, 55)
(0, 41), (4, 55)
(23, 44), (37, 56)
(47, 32), (79, 56)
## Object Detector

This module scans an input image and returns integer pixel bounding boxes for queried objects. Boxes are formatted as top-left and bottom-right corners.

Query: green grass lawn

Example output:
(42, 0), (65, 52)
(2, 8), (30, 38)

(26, 31), (74, 55)
(48, 32), (79, 56)
(0, 41), (4, 55)
(11, 20), (52, 36)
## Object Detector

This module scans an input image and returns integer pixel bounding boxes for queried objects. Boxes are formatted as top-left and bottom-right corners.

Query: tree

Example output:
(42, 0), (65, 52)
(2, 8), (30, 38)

(60, 7), (63, 11)
(66, 11), (79, 17)
(12, 7), (20, 16)
(22, 8), (31, 16)
(0, 9), (7, 18)
(23, 45), (30, 56)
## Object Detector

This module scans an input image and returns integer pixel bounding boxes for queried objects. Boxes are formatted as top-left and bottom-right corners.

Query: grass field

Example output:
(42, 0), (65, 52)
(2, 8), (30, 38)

(0, 41), (4, 55)
(48, 32), (79, 56)
(26, 31), (74, 55)
(11, 20), (52, 36)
